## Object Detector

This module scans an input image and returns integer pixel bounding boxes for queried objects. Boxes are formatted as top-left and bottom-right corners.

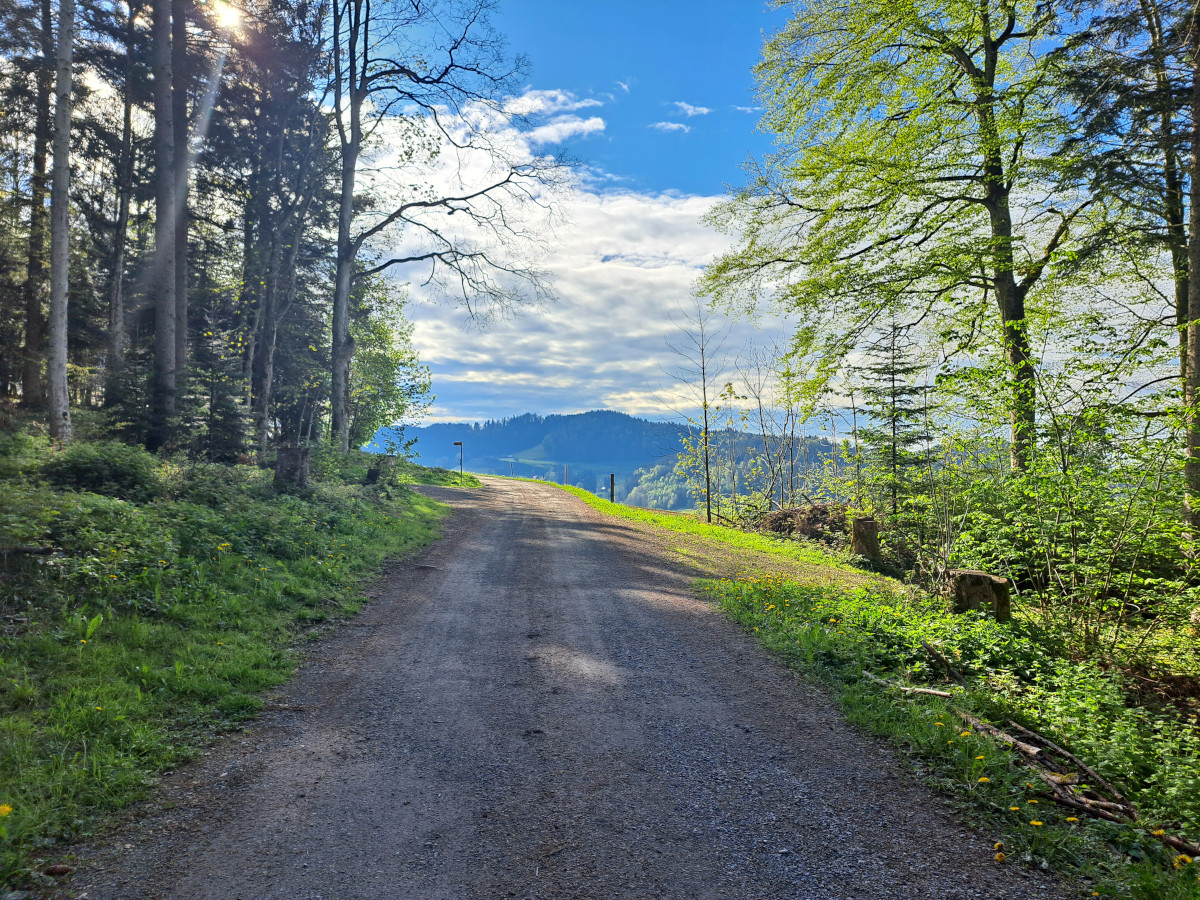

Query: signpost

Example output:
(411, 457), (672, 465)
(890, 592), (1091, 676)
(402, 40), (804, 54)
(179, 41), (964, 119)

(453, 441), (463, 485)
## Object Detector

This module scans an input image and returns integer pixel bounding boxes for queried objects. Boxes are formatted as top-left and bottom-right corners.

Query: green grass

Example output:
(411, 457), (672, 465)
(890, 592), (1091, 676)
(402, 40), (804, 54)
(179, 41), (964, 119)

(0, 442), (445, 888)
(707, 576), (1200, 899)
(543, 480), (859, 573)
(393, 460), (481, 488)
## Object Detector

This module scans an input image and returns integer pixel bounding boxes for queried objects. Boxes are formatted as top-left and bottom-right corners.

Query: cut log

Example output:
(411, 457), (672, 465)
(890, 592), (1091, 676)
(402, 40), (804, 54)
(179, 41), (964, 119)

(945, 569), (1011, 622)
(850, 516), (880, 559)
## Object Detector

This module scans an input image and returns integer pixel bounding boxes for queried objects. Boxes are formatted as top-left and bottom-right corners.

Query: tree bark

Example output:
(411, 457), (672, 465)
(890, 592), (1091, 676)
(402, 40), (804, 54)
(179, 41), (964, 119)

(330, 0), (363, 455)
(331, 131), (359, 454)
(47, 0), (74, 442)
(150, 0), (177, 448)
(1185, 21), (1200, 540)
(21, 0), (54, 409)
(172, 0), (189, 388)
(105, 1), (137, 405)
(977, 98), (1034, 469)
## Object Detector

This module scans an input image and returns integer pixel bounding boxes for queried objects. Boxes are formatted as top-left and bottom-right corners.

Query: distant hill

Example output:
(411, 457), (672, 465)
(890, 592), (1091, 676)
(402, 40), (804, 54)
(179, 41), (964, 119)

(373, 411), (685, 481)
(370, 410), (835, 511)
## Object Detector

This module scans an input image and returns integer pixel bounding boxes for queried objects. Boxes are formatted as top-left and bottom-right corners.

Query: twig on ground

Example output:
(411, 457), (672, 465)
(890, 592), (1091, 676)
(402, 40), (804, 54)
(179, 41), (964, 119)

(920, 640), (966, 686)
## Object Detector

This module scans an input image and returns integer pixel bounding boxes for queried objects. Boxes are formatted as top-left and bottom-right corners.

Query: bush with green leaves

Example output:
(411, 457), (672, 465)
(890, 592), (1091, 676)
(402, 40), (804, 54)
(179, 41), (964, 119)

(41, 441), (162, 502)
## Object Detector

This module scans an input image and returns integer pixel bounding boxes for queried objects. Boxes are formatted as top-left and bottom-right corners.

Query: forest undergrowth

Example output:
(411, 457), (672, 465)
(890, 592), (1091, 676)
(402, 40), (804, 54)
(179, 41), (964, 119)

(0, 425), (447, 889)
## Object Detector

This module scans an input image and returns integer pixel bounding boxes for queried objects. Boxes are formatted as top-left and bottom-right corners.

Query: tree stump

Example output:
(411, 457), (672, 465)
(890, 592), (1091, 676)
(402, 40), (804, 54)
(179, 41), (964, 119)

(851, 516), (880, 559)
(945, 570), (1011, 623)
(274, 445), (311, 491)
(365, 455), (398, 484)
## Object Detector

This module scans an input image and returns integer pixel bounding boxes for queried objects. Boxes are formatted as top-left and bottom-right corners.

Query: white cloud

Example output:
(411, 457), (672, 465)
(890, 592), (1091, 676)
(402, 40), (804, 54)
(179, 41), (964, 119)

(364, 86), (793, 424)
(404, 189), (793, 422)
(673, 101), (712, 117)
(504, 88), (603, 117)
(649, 121), (690, 134)
(526, 115), (606, 145)
(734, 105), (763, 114)
(616, 80), (631, 94)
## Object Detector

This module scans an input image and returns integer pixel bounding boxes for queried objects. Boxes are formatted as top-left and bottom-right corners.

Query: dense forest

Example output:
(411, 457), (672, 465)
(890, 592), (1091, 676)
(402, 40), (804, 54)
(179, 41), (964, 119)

(0, 0), (555, 463)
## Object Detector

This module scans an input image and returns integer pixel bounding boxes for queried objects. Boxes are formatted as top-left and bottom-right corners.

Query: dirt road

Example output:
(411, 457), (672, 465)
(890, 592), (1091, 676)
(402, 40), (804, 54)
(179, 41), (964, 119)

(74, 478), (1066, 899)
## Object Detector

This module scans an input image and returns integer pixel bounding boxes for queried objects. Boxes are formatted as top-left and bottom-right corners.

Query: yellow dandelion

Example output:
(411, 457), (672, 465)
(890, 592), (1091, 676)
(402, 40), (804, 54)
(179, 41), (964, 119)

(94, 706), (102, 711)
(1175, 854), (1194, 869)
(935, 722), (944, 726)
(1027, 799), (1038, 804)
(976, 755), (986, 760)
(978, 777), (990, 783)
(994, 852), (1006, 863)
(0, 805), (12, 817)
(80, 639), (86, 644)
(1030, 820), (1043, 826)
(961, 731), (971, 737)
(1153, 829), (1166, 836)
(1066, 817), (1079, 823)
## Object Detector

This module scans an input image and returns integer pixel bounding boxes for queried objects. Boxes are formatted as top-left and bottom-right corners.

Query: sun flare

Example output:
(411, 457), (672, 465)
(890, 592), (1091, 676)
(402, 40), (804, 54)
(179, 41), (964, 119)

(213, 1), (242, 32)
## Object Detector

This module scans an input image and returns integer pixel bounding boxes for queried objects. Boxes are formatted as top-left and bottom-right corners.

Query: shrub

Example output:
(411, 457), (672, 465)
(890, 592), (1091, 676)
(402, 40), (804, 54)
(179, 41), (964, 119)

(41, 442), (162, 502)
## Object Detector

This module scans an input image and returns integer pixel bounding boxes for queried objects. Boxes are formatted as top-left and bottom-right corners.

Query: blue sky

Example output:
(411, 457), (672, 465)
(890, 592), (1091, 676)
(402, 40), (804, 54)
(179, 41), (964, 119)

(493, 0), (786, 196)
(399, 1), (796, 426)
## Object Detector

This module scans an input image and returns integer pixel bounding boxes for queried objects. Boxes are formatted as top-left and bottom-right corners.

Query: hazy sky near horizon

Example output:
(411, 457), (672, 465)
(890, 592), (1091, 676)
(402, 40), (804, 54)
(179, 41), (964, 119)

(397, 1), (795, 425)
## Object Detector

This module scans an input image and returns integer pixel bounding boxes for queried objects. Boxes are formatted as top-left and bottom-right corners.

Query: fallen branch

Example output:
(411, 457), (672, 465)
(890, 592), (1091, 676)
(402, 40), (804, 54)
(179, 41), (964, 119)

(862, 672), (952, 698)
(953, 709), (1044, 760)
(921, 640), (966, 686)
(1006, 720), (1126, 803)
(870, 671), (1200, 861)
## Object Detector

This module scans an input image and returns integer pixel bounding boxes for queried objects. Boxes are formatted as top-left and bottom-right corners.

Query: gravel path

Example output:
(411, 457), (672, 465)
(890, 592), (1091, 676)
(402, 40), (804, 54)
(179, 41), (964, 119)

(69, 478), (1069, 899)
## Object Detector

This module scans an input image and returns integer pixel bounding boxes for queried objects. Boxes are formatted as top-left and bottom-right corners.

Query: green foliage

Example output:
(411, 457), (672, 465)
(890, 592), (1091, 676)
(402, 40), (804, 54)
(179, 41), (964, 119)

(348, 275), (431, 451)
(710, 575), (1200, 897)
(40, 441), (162, 502)
(0, 440), (444, 887)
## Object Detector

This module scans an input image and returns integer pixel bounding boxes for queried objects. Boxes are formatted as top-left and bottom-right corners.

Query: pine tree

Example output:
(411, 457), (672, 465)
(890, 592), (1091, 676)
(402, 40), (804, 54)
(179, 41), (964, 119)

(852, 323), (930, 518)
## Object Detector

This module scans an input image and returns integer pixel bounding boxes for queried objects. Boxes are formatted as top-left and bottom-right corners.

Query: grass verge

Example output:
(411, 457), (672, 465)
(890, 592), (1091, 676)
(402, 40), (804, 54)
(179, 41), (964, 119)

(707, 576), (1200, 899)
(546, 481), (860, 575)
(0, 438), (445, 889)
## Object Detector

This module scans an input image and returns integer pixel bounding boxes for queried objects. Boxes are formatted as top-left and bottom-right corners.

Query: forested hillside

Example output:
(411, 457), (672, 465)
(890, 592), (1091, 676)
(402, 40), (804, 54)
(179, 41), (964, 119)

(380, 410), (836, 511)
(0, 0), (552, 458)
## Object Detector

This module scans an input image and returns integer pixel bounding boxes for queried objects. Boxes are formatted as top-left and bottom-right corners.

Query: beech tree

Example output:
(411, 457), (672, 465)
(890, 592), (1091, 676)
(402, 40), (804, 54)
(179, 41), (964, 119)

(701, 0), (1104, 470)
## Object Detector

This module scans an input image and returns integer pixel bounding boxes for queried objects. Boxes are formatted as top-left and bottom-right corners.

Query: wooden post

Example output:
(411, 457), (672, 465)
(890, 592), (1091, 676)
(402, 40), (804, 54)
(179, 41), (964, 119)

(564, 464), (568, 485)
(850, 516), (880, 559)
(610, 473), (615, 503)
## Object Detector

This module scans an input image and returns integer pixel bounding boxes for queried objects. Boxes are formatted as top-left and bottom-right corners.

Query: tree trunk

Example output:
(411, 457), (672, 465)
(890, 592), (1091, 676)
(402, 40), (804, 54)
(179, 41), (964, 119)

(172, 0), (189, 388)
(150, 0), (176, 448)
(46, 0), (74, 442)
(21, 0), (53, 409)
(1184, 25), (1200, 540)
(331, 149), (357, 454)
(105, 2), (137, 405)
(330, 0), (363, 455)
